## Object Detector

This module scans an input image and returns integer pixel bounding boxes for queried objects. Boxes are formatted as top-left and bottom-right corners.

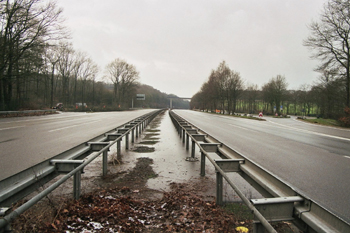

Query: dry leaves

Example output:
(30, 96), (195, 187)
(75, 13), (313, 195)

(38, 182), (244, 232)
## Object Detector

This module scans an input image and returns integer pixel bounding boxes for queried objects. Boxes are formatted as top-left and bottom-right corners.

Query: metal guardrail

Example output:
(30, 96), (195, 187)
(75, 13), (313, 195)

(0, 109), (163, 231)
(169, 110), (350, 233)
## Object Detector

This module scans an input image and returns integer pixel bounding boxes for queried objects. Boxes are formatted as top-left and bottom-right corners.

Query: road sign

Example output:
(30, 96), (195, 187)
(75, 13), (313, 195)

(136, 94), (145, 100)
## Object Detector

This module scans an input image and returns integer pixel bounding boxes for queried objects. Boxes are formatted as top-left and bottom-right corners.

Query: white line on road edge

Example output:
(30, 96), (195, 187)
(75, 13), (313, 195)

(0, 126), (25, 131)
(344, 156), (350, 159)
(267, 120), (350, 142)
(49, 120), (102, 132)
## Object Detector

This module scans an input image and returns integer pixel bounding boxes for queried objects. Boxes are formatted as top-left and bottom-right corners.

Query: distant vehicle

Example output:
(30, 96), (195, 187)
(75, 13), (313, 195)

(54, 103), (64, 111)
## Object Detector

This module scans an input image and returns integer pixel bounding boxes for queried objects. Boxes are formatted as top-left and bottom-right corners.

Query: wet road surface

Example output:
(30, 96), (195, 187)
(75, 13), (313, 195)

(0, 110), (155, 180)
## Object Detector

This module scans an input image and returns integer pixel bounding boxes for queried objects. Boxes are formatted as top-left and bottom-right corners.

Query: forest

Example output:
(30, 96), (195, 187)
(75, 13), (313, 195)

(0, 0), (188, 112)
(190, 61), (347, 119)
(190, 0), (350, 126)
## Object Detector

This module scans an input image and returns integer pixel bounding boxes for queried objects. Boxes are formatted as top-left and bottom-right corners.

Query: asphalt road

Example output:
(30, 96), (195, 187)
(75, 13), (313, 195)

(0, 109), (155, 181)
(173, 110), (350, 224)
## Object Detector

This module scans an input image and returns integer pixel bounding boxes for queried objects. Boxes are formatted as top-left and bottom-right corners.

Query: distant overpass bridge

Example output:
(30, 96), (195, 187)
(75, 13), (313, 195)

(169, 97), (191, 108)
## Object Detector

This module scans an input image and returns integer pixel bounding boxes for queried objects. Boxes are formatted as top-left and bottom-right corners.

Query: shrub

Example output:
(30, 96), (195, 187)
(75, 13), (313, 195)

(338, 107), (350, 127)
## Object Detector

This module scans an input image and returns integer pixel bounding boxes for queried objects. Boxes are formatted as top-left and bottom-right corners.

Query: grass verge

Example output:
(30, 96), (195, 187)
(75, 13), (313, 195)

(301, 118), (341, 127)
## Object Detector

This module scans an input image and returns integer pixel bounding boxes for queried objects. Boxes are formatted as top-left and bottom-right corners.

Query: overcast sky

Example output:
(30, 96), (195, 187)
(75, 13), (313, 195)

(56, 0), (327, 97)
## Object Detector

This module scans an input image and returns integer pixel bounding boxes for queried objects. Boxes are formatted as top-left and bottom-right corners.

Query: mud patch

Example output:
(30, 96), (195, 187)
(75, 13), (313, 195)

(138, 140), (158, 145)
(145, 129), (160, 133)
(118, 157), (158, 184)
(143, 133), (160, 139)
(132, 146), (155, 153)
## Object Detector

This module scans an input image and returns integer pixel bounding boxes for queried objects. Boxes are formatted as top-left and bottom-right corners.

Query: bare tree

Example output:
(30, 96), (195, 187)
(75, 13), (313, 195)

(0, 0), (67, 110)
(312, 69), (346, 118)
(227, 70), (244, 114)
(304, 0), (350, 107)
(42, 43), (60, 107)
(79, 57), (98, 110)
(244, 83), (259, 113)
(105, 58), (127, 107)
(57, 41), (75, 106)
(262, 75), (288, 115)
(72, 51), (87, 105)
(213, 61), (244, 114)
(120, 63), (139, 107)
(105, 58), (139, 108)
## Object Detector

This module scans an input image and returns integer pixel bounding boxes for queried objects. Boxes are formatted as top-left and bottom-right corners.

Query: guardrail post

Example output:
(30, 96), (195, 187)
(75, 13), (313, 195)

(191, 140), (196, 158)
(102, 151), (108, 176)
(253, 223), (264, 233)
(182, 129), (185, 143)
(131, 129), (135, 143)
(200, 151), (206, 176)
(73, 170), (81, 200)
(216, 171), (223, 205)
(117, 139), (121, 160)
(136, 125), (139, 138)
(186, 133), (189, 150)
(125, 133), (129, 150)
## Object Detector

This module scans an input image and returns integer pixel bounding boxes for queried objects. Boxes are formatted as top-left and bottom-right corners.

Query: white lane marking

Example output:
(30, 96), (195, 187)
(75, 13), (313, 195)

(49, 120), (102, 132)
(0, 113), (95, 125)
(0, 126), (25, 131)
(344, 156), (350, 159)
(228, 124), (256, 132)
(267, 120), (350, 142)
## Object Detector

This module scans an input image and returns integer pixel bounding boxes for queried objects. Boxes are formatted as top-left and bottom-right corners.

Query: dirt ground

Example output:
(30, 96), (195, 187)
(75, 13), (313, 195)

(11, 110), (299, 233)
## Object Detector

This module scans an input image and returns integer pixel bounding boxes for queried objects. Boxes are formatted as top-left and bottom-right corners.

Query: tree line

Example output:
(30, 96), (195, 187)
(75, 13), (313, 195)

(191, 0), (350, 125)
(0, 0), (188, 111)
(191, 61), (347, 120)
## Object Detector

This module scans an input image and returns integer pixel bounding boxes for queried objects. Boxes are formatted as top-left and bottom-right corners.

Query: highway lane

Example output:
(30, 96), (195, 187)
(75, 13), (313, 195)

(0, 109), (155, 181)
(173, 109), (350, 224)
